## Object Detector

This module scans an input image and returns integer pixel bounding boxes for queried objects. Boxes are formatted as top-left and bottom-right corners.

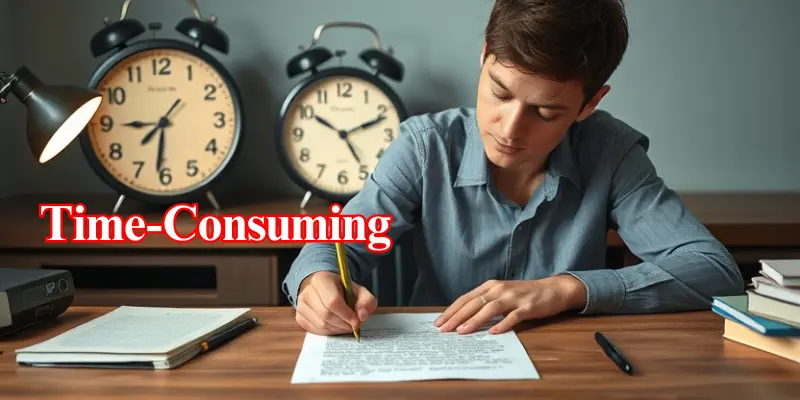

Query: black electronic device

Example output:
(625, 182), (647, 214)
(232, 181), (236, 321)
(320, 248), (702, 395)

(0, 268), (74, 338)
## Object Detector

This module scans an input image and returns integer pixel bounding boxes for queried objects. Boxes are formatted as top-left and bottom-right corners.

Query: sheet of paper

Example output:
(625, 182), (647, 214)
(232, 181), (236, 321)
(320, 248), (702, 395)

(15, 306), (250, 354)
(291, 313), (540, 383)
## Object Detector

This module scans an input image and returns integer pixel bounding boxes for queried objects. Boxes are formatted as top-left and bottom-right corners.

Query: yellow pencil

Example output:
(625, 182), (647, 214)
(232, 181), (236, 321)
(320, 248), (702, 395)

(334, 242), (360, 342)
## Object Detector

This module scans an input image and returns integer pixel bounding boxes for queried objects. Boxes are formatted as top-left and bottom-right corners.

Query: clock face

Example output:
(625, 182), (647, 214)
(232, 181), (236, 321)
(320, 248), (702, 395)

(280, 73), (403, 197)
(85, 47), (239, 197)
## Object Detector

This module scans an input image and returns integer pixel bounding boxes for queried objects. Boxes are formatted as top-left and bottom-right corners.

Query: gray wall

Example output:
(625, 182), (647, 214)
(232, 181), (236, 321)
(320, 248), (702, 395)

(1, 0), (797, 201)
(0, 0), (18, 197)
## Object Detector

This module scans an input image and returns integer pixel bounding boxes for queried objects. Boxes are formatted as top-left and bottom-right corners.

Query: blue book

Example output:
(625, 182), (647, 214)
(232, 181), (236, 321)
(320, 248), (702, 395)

(712, 295), (800, 337)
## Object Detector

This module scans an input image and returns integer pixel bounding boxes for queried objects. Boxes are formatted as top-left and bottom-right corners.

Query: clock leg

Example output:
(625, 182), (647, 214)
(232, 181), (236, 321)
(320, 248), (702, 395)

(112, 194), (126, 214)
(300, 190), (313, 209)
(206, 190), (221, 210)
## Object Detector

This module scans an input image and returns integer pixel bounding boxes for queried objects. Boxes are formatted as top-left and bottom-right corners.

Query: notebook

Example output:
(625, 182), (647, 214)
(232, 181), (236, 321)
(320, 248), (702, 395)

(723, 319), (800, 364)
(759, 259), (800, 287)
(711, 295), (800, 337)
(15, 306), (255, 370)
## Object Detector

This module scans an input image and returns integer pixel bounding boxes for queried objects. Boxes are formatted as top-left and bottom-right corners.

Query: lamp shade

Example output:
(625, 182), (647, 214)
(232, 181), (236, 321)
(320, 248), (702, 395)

(8, 66), (102, 163)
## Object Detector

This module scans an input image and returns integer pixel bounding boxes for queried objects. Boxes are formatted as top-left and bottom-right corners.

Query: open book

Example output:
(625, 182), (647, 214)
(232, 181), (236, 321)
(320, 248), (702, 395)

(15, 306), (256, 370)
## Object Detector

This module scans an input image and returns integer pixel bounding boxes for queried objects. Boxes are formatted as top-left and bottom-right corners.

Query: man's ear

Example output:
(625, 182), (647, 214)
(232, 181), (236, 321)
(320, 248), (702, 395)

(576, 85), (611, 121)
(480, 42), (487, 66)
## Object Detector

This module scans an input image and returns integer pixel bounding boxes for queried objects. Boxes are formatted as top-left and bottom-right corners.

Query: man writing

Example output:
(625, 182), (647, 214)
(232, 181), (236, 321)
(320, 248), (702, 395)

(282, 0), (744, 336)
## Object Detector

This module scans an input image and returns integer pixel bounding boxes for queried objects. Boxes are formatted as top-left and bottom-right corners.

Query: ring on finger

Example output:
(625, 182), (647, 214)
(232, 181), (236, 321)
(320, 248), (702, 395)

(480, 295), (488, 305)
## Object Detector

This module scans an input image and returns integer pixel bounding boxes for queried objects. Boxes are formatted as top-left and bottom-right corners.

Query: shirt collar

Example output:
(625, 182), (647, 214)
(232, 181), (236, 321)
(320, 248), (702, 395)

(454, 114), (582, 191)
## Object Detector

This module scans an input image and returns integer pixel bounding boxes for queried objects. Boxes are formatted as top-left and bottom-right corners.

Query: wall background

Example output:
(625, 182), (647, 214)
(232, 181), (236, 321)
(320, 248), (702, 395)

(0, 0), (797, 202)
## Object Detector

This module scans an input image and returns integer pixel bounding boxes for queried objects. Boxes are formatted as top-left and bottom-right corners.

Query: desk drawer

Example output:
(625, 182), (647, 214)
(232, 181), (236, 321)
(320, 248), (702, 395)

(0, 253), (278, 307)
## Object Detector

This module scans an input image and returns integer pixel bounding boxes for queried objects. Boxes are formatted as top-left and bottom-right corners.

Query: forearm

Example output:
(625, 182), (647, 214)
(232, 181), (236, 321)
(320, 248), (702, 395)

(566, 249), (744, 314)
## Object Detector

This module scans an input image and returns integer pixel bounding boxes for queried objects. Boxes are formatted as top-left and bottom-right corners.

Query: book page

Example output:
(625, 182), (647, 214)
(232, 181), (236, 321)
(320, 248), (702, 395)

(15, 306), (250, 354)
(291, 313), (540, 383)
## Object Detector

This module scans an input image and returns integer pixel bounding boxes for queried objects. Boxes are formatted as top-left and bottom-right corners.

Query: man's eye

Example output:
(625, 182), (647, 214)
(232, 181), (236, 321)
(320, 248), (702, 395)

(493, 92), (511, 101)
(538, 113), (557, 122)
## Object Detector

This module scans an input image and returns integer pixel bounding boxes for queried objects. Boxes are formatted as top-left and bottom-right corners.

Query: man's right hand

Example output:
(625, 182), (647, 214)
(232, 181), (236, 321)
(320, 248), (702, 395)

(294, 271), (378, 336)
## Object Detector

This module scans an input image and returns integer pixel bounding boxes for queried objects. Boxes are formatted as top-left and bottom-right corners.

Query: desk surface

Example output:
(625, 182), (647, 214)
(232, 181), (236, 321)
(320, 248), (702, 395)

(1, 307), (799, 399)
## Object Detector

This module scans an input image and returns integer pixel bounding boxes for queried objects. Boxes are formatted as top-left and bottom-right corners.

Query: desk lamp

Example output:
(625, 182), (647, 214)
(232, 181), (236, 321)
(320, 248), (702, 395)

(0, 65), (102, 163)
(0, 65), (101, 337)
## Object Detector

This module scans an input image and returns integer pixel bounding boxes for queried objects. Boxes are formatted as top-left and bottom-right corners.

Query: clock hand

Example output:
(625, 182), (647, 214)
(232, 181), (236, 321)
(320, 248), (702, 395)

(314, 115), (340, 133)
(343, 137), (361, 164)
(123, 121), (157, 128)
(156, 127), (165, 172)
(141, 99), (183, 145)
(347, 115), (386, 133)
(164, 99), (181, 118)
(141, 125), (161, 145)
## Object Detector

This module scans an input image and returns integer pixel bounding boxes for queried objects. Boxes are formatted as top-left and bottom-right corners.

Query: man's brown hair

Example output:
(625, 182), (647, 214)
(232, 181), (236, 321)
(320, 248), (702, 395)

(484, 0), (629, 105)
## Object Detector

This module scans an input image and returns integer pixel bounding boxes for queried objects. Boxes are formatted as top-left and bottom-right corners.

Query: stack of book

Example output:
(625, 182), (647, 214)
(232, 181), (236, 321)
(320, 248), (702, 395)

(712, 259), (800, 364)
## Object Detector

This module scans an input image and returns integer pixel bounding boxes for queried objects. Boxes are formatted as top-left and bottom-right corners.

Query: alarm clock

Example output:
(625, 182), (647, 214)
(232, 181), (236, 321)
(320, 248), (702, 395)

(276, 21), (408, 207)
(80, 0), (243, 213)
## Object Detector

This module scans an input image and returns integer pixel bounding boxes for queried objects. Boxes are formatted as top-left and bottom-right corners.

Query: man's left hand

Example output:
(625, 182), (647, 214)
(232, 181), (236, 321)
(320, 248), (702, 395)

(434, 275), (587, 335)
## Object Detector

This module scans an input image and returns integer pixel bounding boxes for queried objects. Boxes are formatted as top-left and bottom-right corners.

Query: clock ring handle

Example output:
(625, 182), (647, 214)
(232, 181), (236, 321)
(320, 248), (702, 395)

(309, 21), (384, 52)
(183, 0), (204, 20)
(118, 0), (134, 20)
(119, 0), (203, 21)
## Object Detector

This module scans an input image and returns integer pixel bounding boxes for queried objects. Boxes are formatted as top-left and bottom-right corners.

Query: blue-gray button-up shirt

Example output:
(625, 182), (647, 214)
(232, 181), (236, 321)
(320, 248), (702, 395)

(282, 107), (744, 314)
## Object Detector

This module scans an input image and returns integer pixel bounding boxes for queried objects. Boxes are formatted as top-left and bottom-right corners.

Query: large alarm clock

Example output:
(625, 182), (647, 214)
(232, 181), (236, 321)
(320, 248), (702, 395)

(81, 0), (243, 212)
(276, 21), (408, 207)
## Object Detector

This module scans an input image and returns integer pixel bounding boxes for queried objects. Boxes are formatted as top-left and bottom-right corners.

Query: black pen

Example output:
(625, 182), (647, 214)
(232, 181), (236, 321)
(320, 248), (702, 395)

(201, 317), (258, 353)
(594, 332), (634, 375)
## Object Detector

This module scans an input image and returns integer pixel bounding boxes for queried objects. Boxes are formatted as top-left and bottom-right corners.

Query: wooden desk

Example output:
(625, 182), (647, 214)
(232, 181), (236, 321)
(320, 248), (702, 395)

(1, 307), (798, 399)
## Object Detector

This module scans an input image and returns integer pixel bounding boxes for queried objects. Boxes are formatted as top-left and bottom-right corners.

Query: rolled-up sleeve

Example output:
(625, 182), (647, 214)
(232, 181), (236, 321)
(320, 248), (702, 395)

(567, 141), (744, 314)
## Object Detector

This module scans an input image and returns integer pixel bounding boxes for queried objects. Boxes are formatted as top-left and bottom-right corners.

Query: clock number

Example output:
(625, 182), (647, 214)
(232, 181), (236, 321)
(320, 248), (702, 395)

(364, 90), (369, 104)
(376, 148), (385, 159)
(299, 148), (310, 163)
(213, 112), (225, 128)
(316, 163), (326, 179)
(337, 170), (348, 185)
(107, 87), (125, 105)
(292, 127), (304, 142)
(384, 128), (394, 142)
(109, 142), (122, 160)
(100, 115), (113, 132)
(132, 161), (144, 178)
(205, 138), (218, 155)
(186, 159), (198, 177)
(378, 104), (388, 116)
(127, 66), (141, 83)
(204, 84), (216, 101)
(317, 90), (327, 104)
(152, 57), (171, 75)
(337, 82), (352, 98)
(186, 65), (192, 81)
(359, 165), (369, 180)
(159, 168), (172, 186)
(299, 105), (314, 120)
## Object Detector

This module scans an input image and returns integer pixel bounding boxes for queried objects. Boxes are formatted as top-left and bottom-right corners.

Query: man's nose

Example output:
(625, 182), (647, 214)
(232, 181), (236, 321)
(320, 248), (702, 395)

(500, 106), (525, 142)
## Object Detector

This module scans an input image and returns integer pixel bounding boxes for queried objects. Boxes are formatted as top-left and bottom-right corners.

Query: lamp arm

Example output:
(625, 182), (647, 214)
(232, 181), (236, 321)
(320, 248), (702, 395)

(0, 71), (14, 104)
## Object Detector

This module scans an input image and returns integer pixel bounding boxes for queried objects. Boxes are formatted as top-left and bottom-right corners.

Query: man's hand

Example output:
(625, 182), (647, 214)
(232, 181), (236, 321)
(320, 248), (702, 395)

(434, 275), (587, 335)
(295, 271), (378, 336)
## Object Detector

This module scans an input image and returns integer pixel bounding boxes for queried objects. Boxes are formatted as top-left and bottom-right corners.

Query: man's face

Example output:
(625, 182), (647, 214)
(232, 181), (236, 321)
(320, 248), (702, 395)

(475, 52), (608, 172)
